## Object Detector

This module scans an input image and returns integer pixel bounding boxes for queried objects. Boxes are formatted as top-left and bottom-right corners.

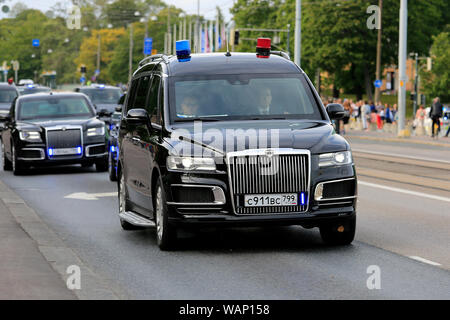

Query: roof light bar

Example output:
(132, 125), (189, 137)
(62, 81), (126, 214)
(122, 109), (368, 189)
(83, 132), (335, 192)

(256, 38), (271, 59)
(176, 40), (191, 62)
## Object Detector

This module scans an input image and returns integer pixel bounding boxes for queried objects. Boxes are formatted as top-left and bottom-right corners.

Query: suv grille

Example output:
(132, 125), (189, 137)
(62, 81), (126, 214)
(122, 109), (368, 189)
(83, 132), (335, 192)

(228, 150), (310, 215)
(47, 129), (82, 149)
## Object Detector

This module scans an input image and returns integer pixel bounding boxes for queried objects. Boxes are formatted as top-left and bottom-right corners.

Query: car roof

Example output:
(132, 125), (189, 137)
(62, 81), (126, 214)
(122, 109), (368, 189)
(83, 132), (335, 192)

(77, 85), (121, 90)
(17, 92), (89, 101)
(138, 53), (302, 77)
(0, 83), (19, 90)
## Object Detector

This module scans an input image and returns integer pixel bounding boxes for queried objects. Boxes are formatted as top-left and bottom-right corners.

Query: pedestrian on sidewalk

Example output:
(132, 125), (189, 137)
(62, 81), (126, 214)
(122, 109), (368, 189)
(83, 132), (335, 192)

(429, 97), (443, 138)
(361, 100), (370, 130)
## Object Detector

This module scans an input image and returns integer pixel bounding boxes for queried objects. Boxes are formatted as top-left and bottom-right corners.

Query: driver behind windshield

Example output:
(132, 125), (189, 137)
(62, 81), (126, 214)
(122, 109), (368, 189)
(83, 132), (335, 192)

(177, 94), (200, 118)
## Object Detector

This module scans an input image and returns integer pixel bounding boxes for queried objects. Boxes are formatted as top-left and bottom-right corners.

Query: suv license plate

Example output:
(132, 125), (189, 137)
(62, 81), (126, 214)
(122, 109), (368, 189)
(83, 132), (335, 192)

(244, 194), (298, 207)
(52, 148), (80, 156)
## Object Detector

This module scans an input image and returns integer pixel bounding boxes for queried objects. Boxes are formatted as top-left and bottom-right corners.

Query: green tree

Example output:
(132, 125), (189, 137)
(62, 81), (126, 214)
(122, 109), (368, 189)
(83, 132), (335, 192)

(421, 31), (450, 102)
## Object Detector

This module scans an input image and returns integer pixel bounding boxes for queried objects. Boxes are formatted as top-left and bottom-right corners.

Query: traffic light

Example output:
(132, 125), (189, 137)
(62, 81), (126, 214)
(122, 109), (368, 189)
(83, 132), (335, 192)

(80, 66), (87, 74)
(234, 31), (240, 45)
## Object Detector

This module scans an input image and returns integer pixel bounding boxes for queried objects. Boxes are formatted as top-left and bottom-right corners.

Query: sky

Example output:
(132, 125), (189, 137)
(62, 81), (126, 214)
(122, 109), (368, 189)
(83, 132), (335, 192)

(1, 0), (235, 21)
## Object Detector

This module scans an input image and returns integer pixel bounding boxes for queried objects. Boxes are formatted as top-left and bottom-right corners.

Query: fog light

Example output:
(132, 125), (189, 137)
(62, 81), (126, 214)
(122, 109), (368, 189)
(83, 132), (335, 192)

(337, 226), (345, 233)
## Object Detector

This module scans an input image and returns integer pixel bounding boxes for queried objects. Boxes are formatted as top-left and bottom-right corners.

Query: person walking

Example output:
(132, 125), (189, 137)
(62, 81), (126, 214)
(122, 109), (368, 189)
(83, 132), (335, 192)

(429, 97), (443, 138)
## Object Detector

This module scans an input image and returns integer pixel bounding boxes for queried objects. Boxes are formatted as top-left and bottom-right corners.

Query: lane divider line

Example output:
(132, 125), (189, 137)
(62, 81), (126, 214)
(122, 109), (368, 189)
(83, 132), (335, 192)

(408, 256), (442, 266)
(358, 180), (450, 203)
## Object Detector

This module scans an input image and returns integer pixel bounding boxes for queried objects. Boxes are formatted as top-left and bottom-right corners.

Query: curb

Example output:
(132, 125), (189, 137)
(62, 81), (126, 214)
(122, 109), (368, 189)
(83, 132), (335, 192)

(346, 135), (450, 148)
(0, 179), (129, 300)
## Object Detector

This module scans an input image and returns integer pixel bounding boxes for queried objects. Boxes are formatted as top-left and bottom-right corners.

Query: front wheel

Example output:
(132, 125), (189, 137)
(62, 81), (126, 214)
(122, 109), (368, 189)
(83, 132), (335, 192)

(12, 144), (26, 176)
(118, 169), (143, 231)
(108, 152), (117, 181)
(320, 216), (356, 246)
(155, 179), (177, 251)
(2, 142), (12, 171)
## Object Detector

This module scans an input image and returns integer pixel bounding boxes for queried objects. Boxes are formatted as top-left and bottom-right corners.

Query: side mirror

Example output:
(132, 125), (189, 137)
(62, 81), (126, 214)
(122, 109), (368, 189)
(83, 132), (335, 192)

(117, 95), (126, 105)
(326, 103), (346, 120)
(98, 109), (110, 117)
(115, 106), (122, 113)
(126, 108), (149, 125)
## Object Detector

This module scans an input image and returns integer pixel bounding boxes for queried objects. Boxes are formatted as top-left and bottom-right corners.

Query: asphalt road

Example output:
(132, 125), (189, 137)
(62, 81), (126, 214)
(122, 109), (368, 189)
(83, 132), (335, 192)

(1, 139), (449, 299)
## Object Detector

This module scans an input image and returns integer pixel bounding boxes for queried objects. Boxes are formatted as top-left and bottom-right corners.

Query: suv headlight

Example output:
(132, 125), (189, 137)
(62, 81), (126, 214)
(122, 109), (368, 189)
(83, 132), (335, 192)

(319, 151), (353, 167)
(19, 131), (42, 142)
(87, 127), (105, 137)
(167, 156), (216, 171)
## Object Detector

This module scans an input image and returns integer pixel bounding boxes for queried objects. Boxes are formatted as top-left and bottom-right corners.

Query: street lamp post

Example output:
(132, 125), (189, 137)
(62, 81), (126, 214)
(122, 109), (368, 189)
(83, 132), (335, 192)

(397, 0), (408, 137)
(294, 0), (301, 66)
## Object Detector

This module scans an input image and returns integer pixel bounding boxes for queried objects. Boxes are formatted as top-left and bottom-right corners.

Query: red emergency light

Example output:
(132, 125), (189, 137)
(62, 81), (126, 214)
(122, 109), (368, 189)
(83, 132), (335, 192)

(256, 38), (271, 59)
(7, 78), (14, 85)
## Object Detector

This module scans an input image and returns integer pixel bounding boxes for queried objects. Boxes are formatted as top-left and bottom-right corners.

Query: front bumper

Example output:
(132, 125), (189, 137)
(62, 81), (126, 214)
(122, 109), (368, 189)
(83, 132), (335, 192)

(163, 165), (357, 228)
(16, 143), (108, 165)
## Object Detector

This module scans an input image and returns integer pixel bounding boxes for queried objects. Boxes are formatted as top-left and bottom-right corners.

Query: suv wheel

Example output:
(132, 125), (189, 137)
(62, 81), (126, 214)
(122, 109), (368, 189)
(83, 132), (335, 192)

(118, 169), (142, 230)
(320, 216), (356, 246)
(108, 152), (117, 181)
(2, 142), (12, 171)
(155, 179), (177, 251)
(12, 144), (26, 176)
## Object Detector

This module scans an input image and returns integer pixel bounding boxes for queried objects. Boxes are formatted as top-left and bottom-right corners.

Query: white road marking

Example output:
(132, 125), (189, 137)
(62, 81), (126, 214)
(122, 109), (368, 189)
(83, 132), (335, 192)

(64, 192), (116, 201)
(352, 148), (450, 164)
(358, 180), (450, 203)
(408, 256), (442, 266)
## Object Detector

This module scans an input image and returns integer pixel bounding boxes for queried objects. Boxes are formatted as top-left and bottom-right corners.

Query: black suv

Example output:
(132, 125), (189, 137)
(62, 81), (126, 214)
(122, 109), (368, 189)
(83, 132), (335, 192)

(75, 84), (123, 123)
(0, 83), (19, 130)
(1, 93), (109, 175)
(118, 50), (357, 250)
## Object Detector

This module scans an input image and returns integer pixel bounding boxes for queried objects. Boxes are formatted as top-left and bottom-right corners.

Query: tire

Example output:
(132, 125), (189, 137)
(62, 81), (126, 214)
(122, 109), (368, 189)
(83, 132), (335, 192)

(118, 169), (142, 231)
(12, 144), (26, 176)
(108, 152), (117, 182)
(320, 216), (356, 246)
(2, 142), (12, 171)
(95, 157), (108, 172)
(154, 179), (177, 251)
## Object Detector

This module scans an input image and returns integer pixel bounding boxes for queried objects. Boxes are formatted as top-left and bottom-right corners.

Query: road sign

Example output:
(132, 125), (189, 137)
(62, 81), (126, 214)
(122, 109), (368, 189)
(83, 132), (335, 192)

(144, 38), (153, 55)
(374, 79), (382, 88)
(11, 60), (19, 71)
(95, 69), (100, 76)
(32, 39), (40, 47)
(80, 76), (86, 84)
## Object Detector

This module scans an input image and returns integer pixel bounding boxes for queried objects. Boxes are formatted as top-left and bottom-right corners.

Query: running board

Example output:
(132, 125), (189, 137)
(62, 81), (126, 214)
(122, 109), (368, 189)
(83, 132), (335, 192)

(119, 211), (155, 228)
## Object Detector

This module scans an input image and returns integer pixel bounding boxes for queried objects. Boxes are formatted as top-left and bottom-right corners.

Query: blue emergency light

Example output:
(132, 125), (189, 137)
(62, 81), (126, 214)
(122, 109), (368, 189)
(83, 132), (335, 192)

(176, 40), (191, 62)
(27, 84), (35, 89)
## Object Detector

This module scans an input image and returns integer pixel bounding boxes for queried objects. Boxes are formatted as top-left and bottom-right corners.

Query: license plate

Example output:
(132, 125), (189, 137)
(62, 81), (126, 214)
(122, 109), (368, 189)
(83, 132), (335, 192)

(244, 194), (298, 207)
(52, 148), (80, 156)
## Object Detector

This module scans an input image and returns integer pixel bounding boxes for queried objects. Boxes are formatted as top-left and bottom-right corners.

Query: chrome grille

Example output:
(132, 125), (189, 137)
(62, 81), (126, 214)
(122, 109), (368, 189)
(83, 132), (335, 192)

(227, 149), (310, 215)
(47, 129), (82, 149)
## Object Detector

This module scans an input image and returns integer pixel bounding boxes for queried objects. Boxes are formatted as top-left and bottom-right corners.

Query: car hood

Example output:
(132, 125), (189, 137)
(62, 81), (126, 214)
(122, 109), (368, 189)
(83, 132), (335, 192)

(95, 104), (117, 113)
(166, 120), (350, 156)
(16, 117), (104, 131)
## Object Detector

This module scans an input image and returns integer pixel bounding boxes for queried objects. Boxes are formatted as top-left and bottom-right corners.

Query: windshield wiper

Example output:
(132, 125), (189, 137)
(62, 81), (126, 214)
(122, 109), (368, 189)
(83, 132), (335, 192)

(250, 117), (287, 120)
(175, 117), (223, 122)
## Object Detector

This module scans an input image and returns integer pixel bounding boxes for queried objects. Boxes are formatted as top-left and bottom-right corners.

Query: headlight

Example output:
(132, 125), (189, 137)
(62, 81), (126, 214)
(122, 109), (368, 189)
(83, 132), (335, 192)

(87, 127), (105, 137)
(19, 131), (42, 142)
(319, 151), (353, 167)
(167, 156), (216, 171)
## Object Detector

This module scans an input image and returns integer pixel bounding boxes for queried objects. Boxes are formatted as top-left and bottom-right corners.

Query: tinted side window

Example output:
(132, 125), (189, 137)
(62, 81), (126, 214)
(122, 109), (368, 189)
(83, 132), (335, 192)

(125, 79), (139, 112)
(134, 76), (151, 109)
(146, 75), (161, 124)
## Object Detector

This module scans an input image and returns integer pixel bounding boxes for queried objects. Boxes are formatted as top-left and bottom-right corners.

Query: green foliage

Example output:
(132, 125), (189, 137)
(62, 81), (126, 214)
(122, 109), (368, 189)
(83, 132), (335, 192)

(231, 0), (449, 99)
(421, 31), (450, 102)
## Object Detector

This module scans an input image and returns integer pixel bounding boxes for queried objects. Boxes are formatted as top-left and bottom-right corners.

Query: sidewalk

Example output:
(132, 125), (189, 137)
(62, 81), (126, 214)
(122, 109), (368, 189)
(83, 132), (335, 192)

(0, 181), (76, 300)
(343, 128), (450, 148)
(0, 179), (126, 300)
